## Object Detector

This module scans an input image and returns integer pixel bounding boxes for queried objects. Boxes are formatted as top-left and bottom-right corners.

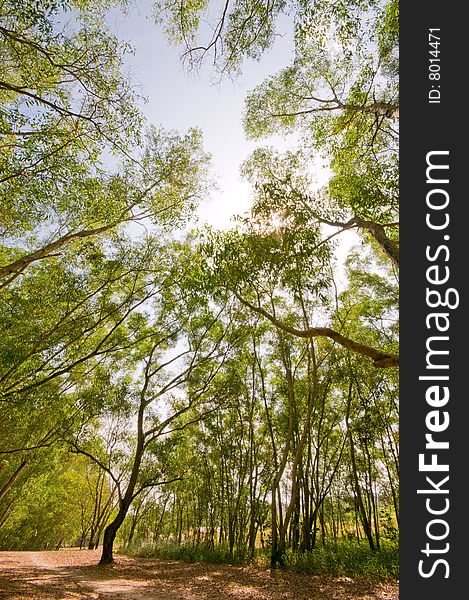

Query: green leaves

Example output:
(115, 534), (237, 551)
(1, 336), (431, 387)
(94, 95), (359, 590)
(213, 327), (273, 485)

(154, 0), (288, 75)
(136, 126), (211, 229)
(1, 0), (400, 557)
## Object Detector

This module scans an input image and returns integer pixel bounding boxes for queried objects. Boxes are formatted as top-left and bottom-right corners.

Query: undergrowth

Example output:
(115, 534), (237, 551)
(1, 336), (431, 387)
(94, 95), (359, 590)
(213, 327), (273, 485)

(126, 538), (399, 581)
(286, 540), (399, 581)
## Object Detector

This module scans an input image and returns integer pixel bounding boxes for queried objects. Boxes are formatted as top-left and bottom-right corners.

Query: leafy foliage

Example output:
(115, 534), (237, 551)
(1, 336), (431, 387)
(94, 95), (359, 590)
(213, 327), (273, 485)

(0, 0), (399, 579)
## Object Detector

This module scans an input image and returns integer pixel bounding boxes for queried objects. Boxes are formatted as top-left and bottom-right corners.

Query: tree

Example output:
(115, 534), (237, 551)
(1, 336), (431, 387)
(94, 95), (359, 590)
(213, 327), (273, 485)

(153, 0), (289, 76)
(1, 0), (400, 572)
(1, 0), (210, 289)
(0, 0), (139, 172)
(0, 449), (105, 551)
(154, 0), (397, 75)
(198, 198), (398, 367)
(153, 0), (399, 365)
(62, 239), (243, 564)
(0, 124), (208, 287)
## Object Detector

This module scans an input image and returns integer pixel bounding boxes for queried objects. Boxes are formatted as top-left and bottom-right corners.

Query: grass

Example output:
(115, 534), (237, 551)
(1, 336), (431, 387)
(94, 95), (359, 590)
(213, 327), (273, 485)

(287, 539), (399, 581)
(127, 538), (399, 581)
(130, 541), (248, 565)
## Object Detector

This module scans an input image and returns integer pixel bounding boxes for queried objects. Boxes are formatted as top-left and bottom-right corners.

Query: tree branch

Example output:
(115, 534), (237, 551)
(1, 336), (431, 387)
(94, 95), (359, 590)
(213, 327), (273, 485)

(234, 292), (398, 368)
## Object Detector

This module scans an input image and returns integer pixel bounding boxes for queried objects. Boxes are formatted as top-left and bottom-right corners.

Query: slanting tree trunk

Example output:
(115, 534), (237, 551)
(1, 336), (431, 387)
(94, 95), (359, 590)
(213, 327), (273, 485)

(309, 212), (399, 268)
(352, 217), (399, 268)
(100, 490), (137, 564)
(0, 222), (119, 282)
(0, 181), (160, 287)
(100, 435), (144, 565)
(0, 460), (27, 502)
(100, 507), (127, 565)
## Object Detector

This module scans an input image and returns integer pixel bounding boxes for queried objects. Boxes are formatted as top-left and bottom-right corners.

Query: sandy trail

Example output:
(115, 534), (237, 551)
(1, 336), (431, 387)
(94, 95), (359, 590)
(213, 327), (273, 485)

(0, 549), (398, 599)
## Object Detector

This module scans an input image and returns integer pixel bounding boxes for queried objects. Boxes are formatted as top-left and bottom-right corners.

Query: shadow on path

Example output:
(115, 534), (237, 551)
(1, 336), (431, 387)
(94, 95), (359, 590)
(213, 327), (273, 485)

(0, 549), (398, 600)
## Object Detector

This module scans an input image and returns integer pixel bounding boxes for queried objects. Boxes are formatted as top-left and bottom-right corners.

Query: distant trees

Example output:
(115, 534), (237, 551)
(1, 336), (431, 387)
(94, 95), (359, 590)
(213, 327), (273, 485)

(106, 247), (398, 563)
(0, 448), (114, 551)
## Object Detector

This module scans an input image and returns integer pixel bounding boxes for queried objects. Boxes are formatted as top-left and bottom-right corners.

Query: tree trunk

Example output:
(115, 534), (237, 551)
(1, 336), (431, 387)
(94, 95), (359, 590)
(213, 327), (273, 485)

(99, 438), (144, 564)
(100, 509), (127, 564)
(346, 384), (375, 551)
(0, 460), (27, 502)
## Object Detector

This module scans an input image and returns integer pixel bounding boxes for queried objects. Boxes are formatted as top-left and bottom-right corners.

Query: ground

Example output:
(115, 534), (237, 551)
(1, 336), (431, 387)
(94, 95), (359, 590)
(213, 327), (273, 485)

(0, 549), (399, 599)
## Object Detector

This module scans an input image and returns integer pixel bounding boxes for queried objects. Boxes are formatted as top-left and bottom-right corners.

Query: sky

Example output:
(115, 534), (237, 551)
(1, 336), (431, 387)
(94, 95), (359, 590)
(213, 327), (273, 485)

(104, 0), (357, 279)
(106, 1), (302, 228)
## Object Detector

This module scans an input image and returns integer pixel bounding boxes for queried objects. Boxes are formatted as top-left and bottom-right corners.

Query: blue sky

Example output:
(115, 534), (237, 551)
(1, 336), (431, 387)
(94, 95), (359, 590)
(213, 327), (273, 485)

(104, 1), (357, 281)
(106, 1), (298, 229)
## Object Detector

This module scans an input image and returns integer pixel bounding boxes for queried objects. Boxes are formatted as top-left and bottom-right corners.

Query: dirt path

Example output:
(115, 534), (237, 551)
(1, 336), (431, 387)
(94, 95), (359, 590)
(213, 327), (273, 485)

(0, 549), (399, 599)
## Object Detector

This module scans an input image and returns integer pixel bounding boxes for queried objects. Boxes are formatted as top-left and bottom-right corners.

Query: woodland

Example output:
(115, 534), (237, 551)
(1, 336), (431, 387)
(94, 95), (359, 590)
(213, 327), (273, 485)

(0, 0), (399, 580)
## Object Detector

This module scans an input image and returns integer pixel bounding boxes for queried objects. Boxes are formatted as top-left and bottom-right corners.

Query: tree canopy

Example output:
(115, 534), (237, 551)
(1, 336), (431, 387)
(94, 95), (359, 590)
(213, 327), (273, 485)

(0, 0), (399, 574)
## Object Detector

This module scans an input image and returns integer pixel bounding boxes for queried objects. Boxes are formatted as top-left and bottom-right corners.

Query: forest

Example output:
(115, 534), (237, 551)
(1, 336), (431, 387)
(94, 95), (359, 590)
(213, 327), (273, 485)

(0, 0), (399, 583)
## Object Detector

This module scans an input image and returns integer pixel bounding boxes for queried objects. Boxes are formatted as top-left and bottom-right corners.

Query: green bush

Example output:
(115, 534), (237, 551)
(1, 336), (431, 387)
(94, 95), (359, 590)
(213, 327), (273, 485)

(132, 541), (249, 565)
(287, 539), (399, 581)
